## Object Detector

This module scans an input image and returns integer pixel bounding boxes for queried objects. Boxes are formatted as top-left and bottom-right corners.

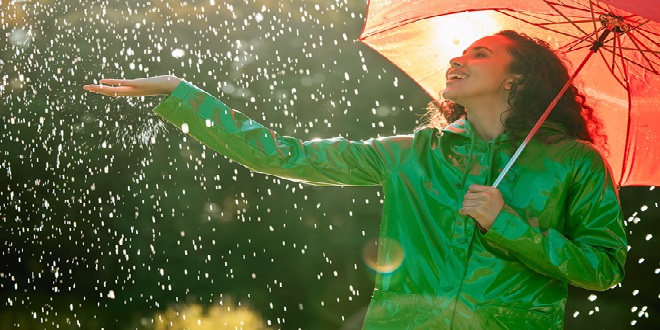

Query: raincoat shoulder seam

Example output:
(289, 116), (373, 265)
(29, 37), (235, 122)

(382, 146), (416, 183)
(382, 128), (433, 181)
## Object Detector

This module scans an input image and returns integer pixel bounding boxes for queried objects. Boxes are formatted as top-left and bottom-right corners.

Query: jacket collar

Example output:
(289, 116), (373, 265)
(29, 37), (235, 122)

(441, 118), (570, 143)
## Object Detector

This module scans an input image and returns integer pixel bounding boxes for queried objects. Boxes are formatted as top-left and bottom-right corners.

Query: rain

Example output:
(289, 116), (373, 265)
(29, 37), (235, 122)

(1, 0), (658, 328)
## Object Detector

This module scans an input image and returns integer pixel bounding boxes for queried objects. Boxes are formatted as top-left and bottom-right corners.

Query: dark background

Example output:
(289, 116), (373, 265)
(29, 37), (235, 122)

(1, 0), (658, 329)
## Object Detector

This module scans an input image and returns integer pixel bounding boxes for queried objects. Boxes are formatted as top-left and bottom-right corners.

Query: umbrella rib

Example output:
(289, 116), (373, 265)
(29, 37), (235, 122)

(596, 44), (627, 88)
(626, 34), (660, 74)
(533, 19), (597, 26)
(634, 25), (660, 39)
(630, 30), (660, 50)
(507, 10), (576, 27)
(617, 39), (633, 185)
(625, 21), (660, 53)
(600, 47), (658, 76)
(544, 1), (594, 42)
(597, 43), (659, 76)
(560, 30), (600, 53)
(611, 34), (625, 80)
(588, 0), (598, 37)
(628, 18), (654, 34)
(590, 16), (660, 74)
(616, 17), (660, 64)
(593, 5), (627, 87)
(491, 8), (659, 75)
(611, 18), (660, 74)
(361, 4), (587, 40)
(624, 18), (660, 42)
(497, 11), (593, 44)
(619, 36), (631, 83)
(616, 47), (660, 54)
(545, 0), (596, 15)
(563, 43), (597, 53)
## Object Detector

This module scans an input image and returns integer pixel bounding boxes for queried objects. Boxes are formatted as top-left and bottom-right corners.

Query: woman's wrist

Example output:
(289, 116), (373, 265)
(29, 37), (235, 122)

(163, 75), (182, 95)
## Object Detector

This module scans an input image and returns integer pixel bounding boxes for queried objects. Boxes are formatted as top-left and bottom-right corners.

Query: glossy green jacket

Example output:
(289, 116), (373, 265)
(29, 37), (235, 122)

(153, 82), (627, 329)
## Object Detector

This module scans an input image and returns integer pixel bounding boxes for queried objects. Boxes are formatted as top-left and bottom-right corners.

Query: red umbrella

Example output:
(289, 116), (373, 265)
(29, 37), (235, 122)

(359, 0), (660, 186)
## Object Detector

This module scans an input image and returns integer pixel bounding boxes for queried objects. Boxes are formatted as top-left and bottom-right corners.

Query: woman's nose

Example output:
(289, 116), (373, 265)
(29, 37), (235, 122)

(450, 56), (463, 68)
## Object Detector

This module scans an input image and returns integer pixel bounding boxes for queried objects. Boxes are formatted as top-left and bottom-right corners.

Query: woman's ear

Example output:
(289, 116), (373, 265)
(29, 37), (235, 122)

(504, 79), (514, 90)
(505, 74), (523, 90)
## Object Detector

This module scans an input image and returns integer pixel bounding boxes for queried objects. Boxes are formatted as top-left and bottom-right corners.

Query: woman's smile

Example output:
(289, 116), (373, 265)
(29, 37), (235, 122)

(446, 70), (469, 82)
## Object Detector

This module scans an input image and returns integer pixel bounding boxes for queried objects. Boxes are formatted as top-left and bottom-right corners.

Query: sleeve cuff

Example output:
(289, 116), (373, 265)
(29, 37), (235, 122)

(484, 205), (521, 245)
(153, 80), (197, 117)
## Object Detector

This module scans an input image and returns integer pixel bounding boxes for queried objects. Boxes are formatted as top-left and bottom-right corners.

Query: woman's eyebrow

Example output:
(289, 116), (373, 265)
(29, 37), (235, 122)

(462, 46), (494, 55)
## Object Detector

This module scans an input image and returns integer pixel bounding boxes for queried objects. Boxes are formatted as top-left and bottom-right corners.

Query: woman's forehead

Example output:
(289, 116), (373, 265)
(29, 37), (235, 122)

(464, 35), (512, 53)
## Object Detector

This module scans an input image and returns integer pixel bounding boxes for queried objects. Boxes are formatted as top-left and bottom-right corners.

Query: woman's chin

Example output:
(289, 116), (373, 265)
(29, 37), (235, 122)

(441, 89), (459, 102)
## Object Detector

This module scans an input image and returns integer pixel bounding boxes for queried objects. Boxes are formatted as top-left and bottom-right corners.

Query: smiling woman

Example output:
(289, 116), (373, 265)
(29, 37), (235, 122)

(84, 28), (626, 329)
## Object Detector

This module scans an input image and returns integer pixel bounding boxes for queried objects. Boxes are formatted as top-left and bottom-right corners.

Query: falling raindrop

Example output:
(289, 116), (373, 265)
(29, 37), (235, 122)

(8, 29), (33, 48)
(171, 48), (185, 58)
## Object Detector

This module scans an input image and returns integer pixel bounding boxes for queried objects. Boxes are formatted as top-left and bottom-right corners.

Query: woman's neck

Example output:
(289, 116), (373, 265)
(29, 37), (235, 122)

(464, 105), (509, 141)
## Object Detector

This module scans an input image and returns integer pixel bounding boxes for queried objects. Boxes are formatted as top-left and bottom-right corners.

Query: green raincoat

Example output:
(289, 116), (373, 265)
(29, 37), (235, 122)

(153, 81), (627, 329)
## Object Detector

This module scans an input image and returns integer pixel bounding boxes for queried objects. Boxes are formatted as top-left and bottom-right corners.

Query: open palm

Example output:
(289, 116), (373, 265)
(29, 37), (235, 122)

(83, 75), (181, 97)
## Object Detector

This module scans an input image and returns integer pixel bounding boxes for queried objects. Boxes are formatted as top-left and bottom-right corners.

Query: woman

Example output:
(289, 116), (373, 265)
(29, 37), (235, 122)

(84, 30), (627, 329)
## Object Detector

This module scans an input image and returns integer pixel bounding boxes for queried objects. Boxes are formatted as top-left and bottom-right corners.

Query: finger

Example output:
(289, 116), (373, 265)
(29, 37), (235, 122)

(83, 85), (104, 93)
(459, 207), (468, 215)
(459, 206), (478, 219)
(85, 86), (134, 97)
(99, 78), (131, 86)
(468, 184), (490, 193)
(463, 192), (488, 202)
(83, 84), (107, 90)
(460, 207), (485, 223)
(463, 199), (484, 206)
(463, 192), (476, 201)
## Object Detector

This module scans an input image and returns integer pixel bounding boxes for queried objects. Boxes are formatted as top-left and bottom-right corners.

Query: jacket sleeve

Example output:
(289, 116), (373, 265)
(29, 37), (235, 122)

(484, 146), (627, 291)
(152, 81), (413, 186)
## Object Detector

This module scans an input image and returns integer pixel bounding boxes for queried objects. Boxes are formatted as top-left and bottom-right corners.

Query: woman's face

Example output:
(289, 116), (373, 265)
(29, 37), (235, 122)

(441, 35), (517, 106)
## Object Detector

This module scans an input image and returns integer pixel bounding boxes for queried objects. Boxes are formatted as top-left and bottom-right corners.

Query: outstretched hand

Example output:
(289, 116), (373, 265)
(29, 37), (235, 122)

(459, 184), (504, 232)
(83, 75), (182, 97)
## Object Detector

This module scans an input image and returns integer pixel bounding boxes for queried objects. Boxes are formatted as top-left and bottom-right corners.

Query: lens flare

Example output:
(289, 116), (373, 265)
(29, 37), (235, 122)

(361, 237), (405, 274)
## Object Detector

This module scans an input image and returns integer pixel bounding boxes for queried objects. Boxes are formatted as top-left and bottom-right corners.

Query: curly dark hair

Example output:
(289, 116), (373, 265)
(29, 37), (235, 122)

(421, 30), (606, 150)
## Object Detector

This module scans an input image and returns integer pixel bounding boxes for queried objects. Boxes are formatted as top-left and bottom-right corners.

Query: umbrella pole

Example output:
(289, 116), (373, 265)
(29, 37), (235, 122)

(492, 30), (612, 188)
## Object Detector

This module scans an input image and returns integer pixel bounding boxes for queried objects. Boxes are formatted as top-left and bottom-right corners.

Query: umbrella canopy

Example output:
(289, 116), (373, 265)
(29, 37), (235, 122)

(359, 0), (660, 186)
